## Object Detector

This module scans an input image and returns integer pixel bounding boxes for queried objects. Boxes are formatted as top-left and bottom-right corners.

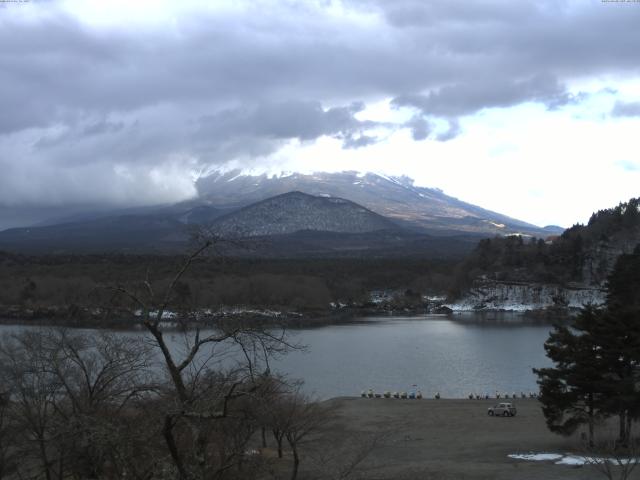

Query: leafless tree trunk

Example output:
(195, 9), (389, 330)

(110, 238), (299, 480)
(267, 390), (328, 480)
(582, 436), (640, 480)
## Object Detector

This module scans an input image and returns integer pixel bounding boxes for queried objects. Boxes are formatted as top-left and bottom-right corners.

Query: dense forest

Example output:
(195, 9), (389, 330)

(450, 198), (640, 296)
(0, 253), (458, 322)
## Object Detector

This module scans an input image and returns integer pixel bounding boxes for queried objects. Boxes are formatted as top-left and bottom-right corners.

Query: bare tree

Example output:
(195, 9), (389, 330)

(44, 330), (156, 479)
(264, 390), (329, 480)
(110, 239), (299, 480)
(582, 437), (640, 480)
(0, 238), (303, 480)
(0, 329), (159, 480)
(0, 332), (63, 480)
(0, 387), (17, 479)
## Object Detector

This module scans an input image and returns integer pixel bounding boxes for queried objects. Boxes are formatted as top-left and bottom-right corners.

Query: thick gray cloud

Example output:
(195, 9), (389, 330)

(196, 100), (379, 153)
(1, 0), (639, 227)
(404, 115), (432, 141)
(392, 75), (567, 117)
(611, 101), (640, 117)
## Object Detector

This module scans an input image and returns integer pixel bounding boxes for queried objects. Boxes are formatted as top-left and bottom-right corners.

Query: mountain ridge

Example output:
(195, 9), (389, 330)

(195, 169), (559, 236)
(0, 191), (480, 257)
(0, 170), (562, 255)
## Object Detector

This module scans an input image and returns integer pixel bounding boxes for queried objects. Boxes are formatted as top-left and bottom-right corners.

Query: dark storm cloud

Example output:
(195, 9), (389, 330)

(35, 119), (125, 149)
(3, 1), (639, 134)
(190, 100), (384, 162)
(193, 100), (384, 158)
(1, 0), (639, 225)
(392, 75), (568, 118)
(197, 100), (378, 147)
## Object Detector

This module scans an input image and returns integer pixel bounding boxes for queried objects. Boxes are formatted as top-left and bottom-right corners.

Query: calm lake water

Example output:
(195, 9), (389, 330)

(0, 312), (557, 399)
(276, 313), (555, 399)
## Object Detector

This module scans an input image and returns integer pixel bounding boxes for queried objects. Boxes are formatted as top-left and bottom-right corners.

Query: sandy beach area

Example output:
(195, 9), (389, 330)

(306, 397), (632, 480)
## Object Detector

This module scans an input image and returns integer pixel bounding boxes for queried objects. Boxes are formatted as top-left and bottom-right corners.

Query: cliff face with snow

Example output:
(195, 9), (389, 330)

(450, 232), (637, 312)
(447, 280), (606, 312)
(449, 200), (640, 311)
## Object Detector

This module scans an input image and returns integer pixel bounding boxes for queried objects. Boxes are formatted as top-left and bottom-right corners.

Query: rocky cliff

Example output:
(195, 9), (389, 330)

(449, 198), (640, 311)
(447, 280), (606, 312)
(580, 233), (640, 285)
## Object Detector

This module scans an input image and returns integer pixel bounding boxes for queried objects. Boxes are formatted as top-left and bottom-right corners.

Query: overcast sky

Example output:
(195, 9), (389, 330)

(1, 0), (639, 230)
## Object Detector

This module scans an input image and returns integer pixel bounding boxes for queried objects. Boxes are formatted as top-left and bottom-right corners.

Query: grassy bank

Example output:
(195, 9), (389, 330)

(290, 397), (633, 480)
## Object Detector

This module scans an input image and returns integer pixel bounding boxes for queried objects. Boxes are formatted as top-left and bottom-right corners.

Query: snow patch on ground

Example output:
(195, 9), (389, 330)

(445, 301), (536, 312)
(423, 295), (446, 302)
(508, 453), (562, 462)
(135, 307), (297, 320)
(208, 306), (288, 318)
(134, 309), (177, 319)
(509, 452), (639, 467)
(555, 455), (590, 466)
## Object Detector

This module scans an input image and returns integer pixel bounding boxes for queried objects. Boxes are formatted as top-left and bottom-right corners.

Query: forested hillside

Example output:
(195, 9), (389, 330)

(451, 198), (640, 296)
(0, 253), (456, 322)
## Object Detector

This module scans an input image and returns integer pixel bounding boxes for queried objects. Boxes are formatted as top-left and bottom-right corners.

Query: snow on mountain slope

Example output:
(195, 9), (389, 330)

(195, 170), (558, 236)
(210, 191), (397, 237)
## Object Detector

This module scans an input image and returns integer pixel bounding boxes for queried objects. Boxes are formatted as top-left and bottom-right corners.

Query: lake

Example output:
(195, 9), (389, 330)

(275, 313), (555, 399)
(0, 312), (557, 399)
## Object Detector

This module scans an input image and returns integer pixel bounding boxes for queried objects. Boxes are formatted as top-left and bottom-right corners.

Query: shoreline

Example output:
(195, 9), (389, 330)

(0, 302), (574, 330)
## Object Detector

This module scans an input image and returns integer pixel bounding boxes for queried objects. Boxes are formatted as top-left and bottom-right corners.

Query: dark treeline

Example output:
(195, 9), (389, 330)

(450, 198), (640, 296)
(0, 253), (458, 316)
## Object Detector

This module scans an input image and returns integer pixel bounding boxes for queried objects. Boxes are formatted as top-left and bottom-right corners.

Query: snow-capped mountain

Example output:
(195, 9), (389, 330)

(194, 170), (558, 236)
(0, 170), (561, 254)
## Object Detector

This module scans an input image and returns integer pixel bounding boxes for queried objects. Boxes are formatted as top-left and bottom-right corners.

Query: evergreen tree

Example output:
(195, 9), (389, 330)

(534, 306), (608, 446)
(595, 247), (640, 444)
(535, 245), (640, 445)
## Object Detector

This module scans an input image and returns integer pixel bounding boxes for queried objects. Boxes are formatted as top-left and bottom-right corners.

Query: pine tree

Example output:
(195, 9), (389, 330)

(595, 247), (640, 445)
(535, 245), (640, 446)
(534, 306), (608, 446)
